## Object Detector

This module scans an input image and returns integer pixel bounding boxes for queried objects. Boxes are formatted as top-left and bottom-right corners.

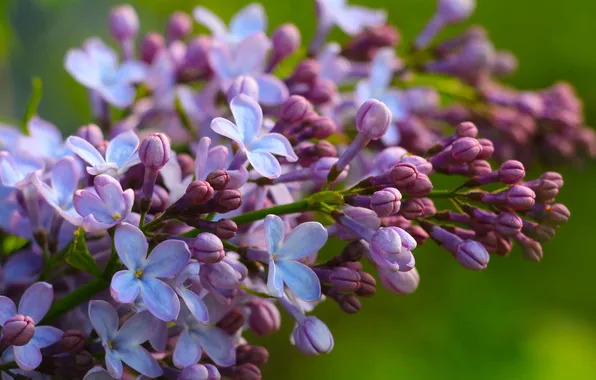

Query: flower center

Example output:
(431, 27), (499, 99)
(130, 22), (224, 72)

(112, 212), (122, 221)
(107, 340), (113, 350)
(135, 269), (144, 279)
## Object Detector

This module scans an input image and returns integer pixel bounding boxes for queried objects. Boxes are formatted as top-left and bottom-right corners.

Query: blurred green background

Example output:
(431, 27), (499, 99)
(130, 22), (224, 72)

(1, 0), (596, 379)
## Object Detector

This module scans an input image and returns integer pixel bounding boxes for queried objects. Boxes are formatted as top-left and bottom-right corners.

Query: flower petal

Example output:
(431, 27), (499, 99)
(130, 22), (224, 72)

(93, 174), (126, 214)
(264, 214), (285, 254)
(110, 270), (141, 303)
(266, 260), (284, 298)
(173, 330), (202, 369)
(85, 38), (118, 72)
(335, 6), (386, 35)
(0, 296), (16, 325)
(254, 74), (289, 106)
(28, 116), (62, 146)
(83, 366), (114, 380)
(208, 41), (235, 80)
(234, 33), (270, 75)
(229, 3), (267, 40)
(161, 156), (184, 190)
(14, 344), (42, 371)
(18, 281), (53, 323)
(194, 137), (211, 181)
(149, 320), (168, 352)
(116, 61), (148, 83)
(196, 326), (236, 367)
(192, 6), (227, 41)
(246, 151), (280, 178)
(74, 190), (112, 222)
(100, 82), (136, 108)
(178, 287), (209, 324)
(204, 146), (229, 178)
(277, 222), (328, 260)
(141, 278), (180, 322)
(115, 310), (156, 346)
(30, 326), (63, 348)
(51, 157), (80, 206)
(3, 251), (43, 286)
(64, 48), (101, 88)
(210, 117), (244, 146)
(277, 260), (321, 301)
(230, 93), (263, 145)
(106, 131), (139, 169)
(66, 136), (106, 167)
(144, 240), (190, 278)
(88, 300), (119, 342)
(114, 223), (148, 271)
(106, 349), (123, 379)
(0, 152), (23, 187)
(251, 133), (297, 161)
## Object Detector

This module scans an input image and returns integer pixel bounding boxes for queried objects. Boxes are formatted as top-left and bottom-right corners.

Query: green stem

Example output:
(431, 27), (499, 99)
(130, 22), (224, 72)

(141, 213), (171, 233)
(231, 200), (310, 225)
(40, 277), (108, 324)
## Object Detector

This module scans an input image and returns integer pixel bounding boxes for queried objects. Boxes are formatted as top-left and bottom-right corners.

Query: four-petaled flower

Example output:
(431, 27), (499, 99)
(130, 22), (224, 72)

(211, 94), (297, 178)
(0, 151), (45, 189)
(18, 117), (71, 163)
(34, 156), (83, 226)
(264, 215), (327, 301)
(0, 282), (63, 371)
(65, 38), (147, 108)
(88, 300), (162, 379)
(315, 0), (386, 35)
(193, 3), (266, 45)
(170, 260), (209, 323)
(110, 223), (190, 322)
(67, 130), (141, 177)
(73, 174), (134, 232)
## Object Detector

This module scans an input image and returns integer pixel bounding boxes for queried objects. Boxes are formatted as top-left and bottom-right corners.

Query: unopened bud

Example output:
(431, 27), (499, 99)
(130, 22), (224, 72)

(140, 32), (165, 64)
(139, 133), (171, 169)
(356, 99), (392, 140)
(215, 189), (242, 213)
(227, 76), (259, 103)
(109, 5), (139, 41)
(370, 188), (402, 217)
(248, 301), (281, 337)
(59, 330), (86, 353)
(2, 315), (35, 346)
(216, 308), (245, 335)
(280, 95), (312, 123)
(75, 124), (104, 148)
(271, 24), (301, 60)
(206, 170), (231, 190)
(292, 317), (334, 356)
(215, 219), (238, 239)
(166, 11), (192, 42)
(192, 233), (225, 263)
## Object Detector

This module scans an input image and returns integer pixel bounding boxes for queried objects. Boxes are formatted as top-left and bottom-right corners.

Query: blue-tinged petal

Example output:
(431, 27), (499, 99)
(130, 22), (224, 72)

(277, 222), (328, 260)
(251, 133), (297, 161)
(144, 240), (190, 278)
(81, 213), (116, 233)
(354, 80), (373, 107)
(66, 136), (106, 167)
(192, 6), (228, 41)
(30, 326), (62, 348)
(18, 282), (53, 323)
(33, 175), (60, 208)
(149, 320), (168, 352)
(27, 117), (62, 146)
(226, 167), (248, 189)
(106, 131), (139, 169)
(276, 260), (321, 301)
(88, 300), (119, 342)
(335, 6), (386, 35)
(379, 89), (408, 122)
(174, 261), (201, 285)
(264, 215), (285, 254)
(114, 223), (147, 271)
(269, 183), (294, 205)
(93, 174), (125, 214)
(118, 345), (163, 378)
(141, 278), (180, 322)
(178, 288), (209, 323)
(254, 74), (289, 106)
(380, 123), (401, 146)
(116, 61), (148, 83)
(208, 42), (235, 80)
(3, 251), (42, 286)
(83, 366), (114, 380)
(266, 260), (284, 298)
(100, 83), (136, 109)
(51, 157), (80, 207)
(114, 310), (156, 347)
(234, 33), (271, 75)
(58, 207), (84, 226)
(0, 152), (30, 187)
(203, 146), (229, 178)
(196, 326), (236, 367)
(14, 344), (42, 371)
(229, 91), (263, 143)
(173, 330), (202, 369)
(0, 296), (17, 325)
(64, 49), (102, 88)
(194, 137), (212, 181)
(246, 151), (280, 179)
(118, 151), (141, 175)
(110, 270), (141, 303)
(229, 3), (267, 40)
(369, 48), (395, 92)
(161, 156), (183, 190)
(210, 117), (244, 146)
(106, 349), (123, 379)
(84, 38), (118, 71)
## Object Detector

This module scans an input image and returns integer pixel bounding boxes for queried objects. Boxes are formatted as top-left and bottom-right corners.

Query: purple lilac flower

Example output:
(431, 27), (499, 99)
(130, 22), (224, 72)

(110, 223), (190, 321)
(0, 250), (43, 292)
(88, 300), (162, 378)
(193, 3), (267, 45)
(315, 0), (386, 36)
(211, 94), (297, 178)
(67, 130), (140, 177)
(264, 215), (327, 301)
(65, 38), (147, 108)
(317, 43), (351, 84)
(0, 151), (45, 189)
(17, 117), (71, 163)
(170, 260), (209, 323)
(194, 137), (248, 189)
(73, 174), (134, 232)
(0, 282), (62, 371)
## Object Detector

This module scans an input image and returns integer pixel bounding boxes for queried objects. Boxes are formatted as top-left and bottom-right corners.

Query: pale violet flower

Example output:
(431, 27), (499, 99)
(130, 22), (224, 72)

(88, 300), (162, 379)
(66, 130), (140, 177)
(211, 94), (297, 178)
(33, 156), (83, 226)
(17, 117), (70, 162)
(0, 151), (45, 189)
(193, 3), (266, 45)
(264, 215), (327, 301)
(65, 38), (147, 108)
(208, 34), (289, 106)
(160, 156), (194, 205)
(170, 261), (209, 323)
(316, 0), (387, 35)
(318, 43), (351, 84)
(110, 223), (190, 322)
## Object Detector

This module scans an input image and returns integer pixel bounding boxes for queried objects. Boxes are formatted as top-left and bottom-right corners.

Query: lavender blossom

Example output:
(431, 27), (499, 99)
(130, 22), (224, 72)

(193, 3), (266, 45)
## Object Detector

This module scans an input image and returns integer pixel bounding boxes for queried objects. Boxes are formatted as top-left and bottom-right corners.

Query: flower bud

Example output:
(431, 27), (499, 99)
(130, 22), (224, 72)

(372, 162), (418, 187)
(177, 153), (195, 177)
(206, 170), (231, 190)
(216, 308), (245, 335)
(541, 203), (570, 226)
(280, 95), (312, 123)
(540, 172), (564, 188)
(370, 188), (402, 217)
(356, 99), (392, 140)
(215, 219), (238, 239)
(468, 159), (492, 176)
(292, 317), (334, 356)
(403, 173), (433, 197)
(400, 155), (433, 175)
(451, 137), (481, 162)
(498, 160), (525, 184)
(532, 179), (559, 203)
(179, 363), (220, 380)
(456, 121), (479, 138)
(220, 363), (261, 380)
(139, 133), (171, 169)
(476, 138), (494, 160)
(183, 36), (211, 75)
(400, 198), (425, 220)
(356, 272), (377, 297)
(2, 315), (35, 346)
(248, 301), (281, 337)
(75, 124), (104, 148)
(192, 233), (225, 263)
(214, 189), (242, 213)
(335, 293), (361, 314)
(140, 32), (165, 64)
(289, 59), (320, 84)
(236, 345), (270, 366)
(184, 181), (214, 207)
(438, 0), (476, 24)
(515, 233), (543, 262)
(495, 212), (523, 236)
(481, 185), (536, 211)
(166, 11), (192, 42)
(59, 330), (86, 353)
(227, 76), (260, 103)
(271, 23), (301, 60)
(378, 267), (420, 295)
(109, 5), (139, 41)
(306, 79), (337, 105)
(329, 267), (361, 293)
(340, 240), (367, 262)
(455, 240), (489, 270)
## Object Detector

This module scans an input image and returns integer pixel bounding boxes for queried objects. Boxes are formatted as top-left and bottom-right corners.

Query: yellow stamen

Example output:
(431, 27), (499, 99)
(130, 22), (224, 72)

(107, 341), (113, 349)
(112, 212), (122, 221)
(545, 205), (552, 212)
(135, 269), (143, 279)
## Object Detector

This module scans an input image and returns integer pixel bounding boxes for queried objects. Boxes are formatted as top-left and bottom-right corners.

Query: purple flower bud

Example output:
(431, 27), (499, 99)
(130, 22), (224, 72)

(186, 181), (214, 205)
(59, 330), (86, 353)
(370, 227), (403, 257)
(340, 241), (368, 262)
(451, 137), (481, 162)
(514, 233), (543, 262)
(220, 363), (261, 380)
(237, 345), (269, 366)
(468, 160), (492, 176)
(292, 317), (334, 356)
(177, 153), (195, 177)
(372, 162), (418, 187)
(370, 188), (402, 217)
(498, 160), (525, 184)
(75, 124), (104, 148)
(192, 233), (225, 263)
(182, 36), (211, 75)
(271, 23), (301, 60)
(109, 4), (139, 41)
(248, 301), (281, 337)
(311, 157), (348, 185)
(528, 203), (570, 226)
(355, 271), (377, 297)
(481, 185), (536, 211)
(140, 32), (165, 64)
(455, 240), (489, 270)
(403, 173), (433, 197)
(427, 224), (463, 253)
(356, 99), (392, 140)
(216, 308), (245, 335)
(329, 267), (361, 293)
(531, 179), (559, 203)
(476, 138), (494, 160)
(400, 155), (433, 175)
(438, 0), (476, 24)
(206, 170), (231, 190)
(215, 219), (238, 239)
(166, 11), (192, 42)
(280, 95), (312, 123)
(289, 59), (320, 84)
(399, 198), (425, 220)
(522, 220), (556, 243)
(180, 364), (220, 380)
(2, 315), (35, 346)
(344, 25), (400, 60)
(215, 189), (243, 213)
(456, 121), (479, 138)
(495, 212), (523, 236)
(378, 267), (420, 295)
(139, 133), (171, 169)
(492, 51), (518, 77)
(335, 293), (361, 314)
(227, 76), (260, 103)
(306, 79), (337, 105)
(541, 172), (564, 188)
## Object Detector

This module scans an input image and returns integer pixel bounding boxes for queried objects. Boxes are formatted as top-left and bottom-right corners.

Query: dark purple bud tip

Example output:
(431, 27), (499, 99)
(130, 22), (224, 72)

(340, 241), (367, 262)
(307, 79), (337, 106)
(280, 95), (312, 123)
(384, 162), (418, 187)
(356, 272), (377, 297)
(248, 301), (281, 337)
(404, 173), (433, 197)
(495, 212), (523, 236)
(545, 204), (571, 225)
(337, 294), (362, 314)
(59, 330), (86, 353)
(505, 185), (536, 210)
(166, 11), (192, 41)
(215, 219), (238, 239)
(290, 59), (320, 84)
(329, 267), (361, 293)
(535, 180), (559, 203)
(206, 170), (230, 190)
(140, 32), (165, 64)
(456, 121), (479, 138)
(400, 198), (425, 220)
(2, 315), (35, 346)
(75, 124), (104, 148)
(139, 133), (171, 169)
(315, 140), (337, 157)
(272, 23), (301, 59)
(540, 172), (564, 188)
(185, 181), (214, 206)
(215, 189), (242, 213)
(221, 363), (261, 380)
(455, 240), (489, 271)
(109, 4), (139, 41)
(217, 308), (245, 335)
(451, 137), (481, 163)
(370, 188), (402, 217)
(499, 160), (525, 184)
(309, 116), (337, 139)
(356, 99), (392, 140)
(292, 317), (334, 356)
(177, 153), (195, 177)
(192, 232), (225, 263)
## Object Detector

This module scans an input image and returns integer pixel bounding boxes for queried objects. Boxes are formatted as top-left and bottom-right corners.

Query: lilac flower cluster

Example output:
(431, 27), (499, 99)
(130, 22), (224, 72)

(0, 0), (578, 378)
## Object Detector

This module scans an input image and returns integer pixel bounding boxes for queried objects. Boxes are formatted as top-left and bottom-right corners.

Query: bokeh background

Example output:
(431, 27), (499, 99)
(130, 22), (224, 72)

(1, 0), (596, 379)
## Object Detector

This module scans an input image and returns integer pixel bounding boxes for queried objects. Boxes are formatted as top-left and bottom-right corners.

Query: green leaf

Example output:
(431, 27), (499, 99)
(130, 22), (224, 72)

(314, 211), (336, 226)
(21, 77), (43, 135)
(309, 191), (345, 207)
(65, 227), (102, 277)
(1, 235), (28, 258)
